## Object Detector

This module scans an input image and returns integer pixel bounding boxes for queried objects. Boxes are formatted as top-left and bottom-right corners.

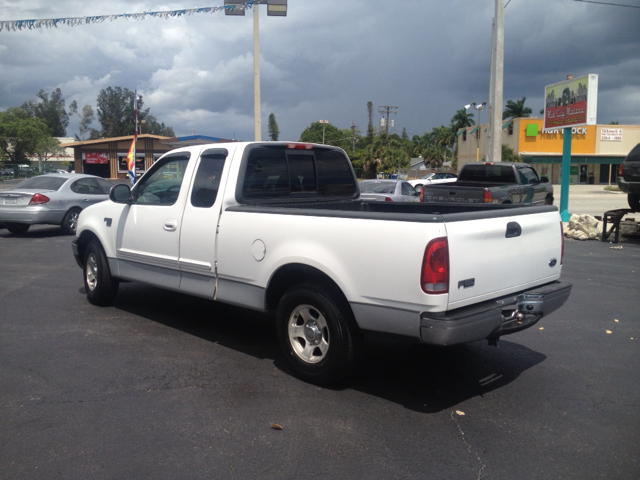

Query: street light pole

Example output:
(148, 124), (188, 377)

(319, 120), (328, 144)
(253, 3), (261, 141)
(225, 1), (287, 142)
(466, 102), (486, 162)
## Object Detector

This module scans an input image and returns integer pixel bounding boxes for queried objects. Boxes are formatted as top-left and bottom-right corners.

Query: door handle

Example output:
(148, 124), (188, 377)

(505, 221), (522, 238)
(164, 220), (178, 232)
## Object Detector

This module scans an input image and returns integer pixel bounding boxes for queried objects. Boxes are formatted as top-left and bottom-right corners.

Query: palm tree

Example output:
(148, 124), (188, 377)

(451, 108), (475, 131)
(503, 97), (533, 120)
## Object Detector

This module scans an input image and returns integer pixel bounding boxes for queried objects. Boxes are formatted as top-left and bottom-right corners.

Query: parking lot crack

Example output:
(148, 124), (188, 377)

(451, 411), (486, 480)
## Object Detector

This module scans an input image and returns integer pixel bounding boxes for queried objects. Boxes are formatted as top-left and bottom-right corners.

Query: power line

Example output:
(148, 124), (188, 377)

(574, 0), (640, 8)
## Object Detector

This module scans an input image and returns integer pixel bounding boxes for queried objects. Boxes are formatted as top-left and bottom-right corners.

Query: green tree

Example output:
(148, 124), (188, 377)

(451, 108), (475, 131)
(142, 114), (175, 137)
(501, 143), (523, 162)
(268, 113), (280, 141)
(33, 136), (66, 172)
(361, 134), (411, 177)
(609, 121), (619, 125)
(96, 87), (146, 137)
(299, 121), (342, 146)
(366, 101), (375, 145)
(69, 102), (95, 141)
(0, 107), (52, 164)
(503, 97), (532, 120)
(21, 88), (70, 137)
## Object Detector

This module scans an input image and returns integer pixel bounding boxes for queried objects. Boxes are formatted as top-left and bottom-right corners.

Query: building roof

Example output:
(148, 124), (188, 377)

(60, 134), (171, 147)
(160, 135), (236, 147)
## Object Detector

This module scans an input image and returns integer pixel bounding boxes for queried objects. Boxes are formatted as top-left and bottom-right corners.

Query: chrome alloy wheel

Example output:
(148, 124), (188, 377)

(85, 252), (98, 291)
(68, 211), (79, 232)
(288, 304), (330, 364)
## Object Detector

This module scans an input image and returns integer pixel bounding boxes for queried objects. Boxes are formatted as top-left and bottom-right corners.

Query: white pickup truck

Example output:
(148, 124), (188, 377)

(72, 142), (571, 384)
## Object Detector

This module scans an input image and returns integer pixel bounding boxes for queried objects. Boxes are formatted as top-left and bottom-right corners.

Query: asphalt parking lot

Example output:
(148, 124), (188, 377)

(1, 225), (639, 479)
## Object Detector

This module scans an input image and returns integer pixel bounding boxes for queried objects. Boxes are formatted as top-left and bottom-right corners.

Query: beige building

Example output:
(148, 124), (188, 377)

(457, 118), (639, 184)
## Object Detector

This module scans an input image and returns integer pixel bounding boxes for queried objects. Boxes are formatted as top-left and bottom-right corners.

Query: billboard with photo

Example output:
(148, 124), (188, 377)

(543, 74), (598, 131)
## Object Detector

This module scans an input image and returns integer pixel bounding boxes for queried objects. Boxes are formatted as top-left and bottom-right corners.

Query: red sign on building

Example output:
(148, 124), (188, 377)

(84, 152), (109, 164)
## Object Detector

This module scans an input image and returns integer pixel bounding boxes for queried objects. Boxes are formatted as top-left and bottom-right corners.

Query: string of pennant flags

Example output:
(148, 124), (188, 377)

(0, 2), (254, 32)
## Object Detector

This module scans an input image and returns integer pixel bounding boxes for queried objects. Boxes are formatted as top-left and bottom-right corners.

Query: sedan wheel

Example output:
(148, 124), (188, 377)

(6, 223), (30, 235)
(61, 209), (81, 235)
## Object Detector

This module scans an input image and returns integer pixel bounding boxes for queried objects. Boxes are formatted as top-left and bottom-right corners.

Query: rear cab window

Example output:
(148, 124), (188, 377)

(237, 144), (357, 203)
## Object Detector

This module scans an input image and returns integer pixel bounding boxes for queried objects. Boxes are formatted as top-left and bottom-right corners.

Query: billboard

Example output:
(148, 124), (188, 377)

(543, 74), (598, 131)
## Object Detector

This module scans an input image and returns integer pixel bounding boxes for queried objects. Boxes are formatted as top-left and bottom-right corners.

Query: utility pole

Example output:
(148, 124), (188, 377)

(378, 106), (398, 139)
(350, 121), (358, 153)
(487, 0), (504, 162)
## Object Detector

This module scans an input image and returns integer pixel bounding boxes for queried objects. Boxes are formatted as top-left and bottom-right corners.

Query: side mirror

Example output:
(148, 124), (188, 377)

(540, 177), (549, 184)
(110, 184), (132, 204)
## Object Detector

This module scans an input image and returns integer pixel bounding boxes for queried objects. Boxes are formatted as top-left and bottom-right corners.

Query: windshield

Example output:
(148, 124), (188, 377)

(359, 181), (396, 194)
(13, 176), (67, 191)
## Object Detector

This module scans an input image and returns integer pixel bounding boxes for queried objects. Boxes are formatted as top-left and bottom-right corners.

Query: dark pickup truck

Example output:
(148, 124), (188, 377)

(420, 162), (554, 205)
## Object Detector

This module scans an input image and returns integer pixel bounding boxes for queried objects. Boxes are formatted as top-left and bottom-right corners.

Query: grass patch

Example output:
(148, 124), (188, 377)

(603, 185), (621, 192)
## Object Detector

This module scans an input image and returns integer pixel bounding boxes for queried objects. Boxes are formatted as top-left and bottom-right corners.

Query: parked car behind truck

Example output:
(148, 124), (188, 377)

(72, 142), (571, 385)
(421, 162), (554, 205)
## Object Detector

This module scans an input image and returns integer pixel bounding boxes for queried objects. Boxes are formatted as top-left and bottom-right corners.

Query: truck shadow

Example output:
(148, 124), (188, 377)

(112, 282), (546, 414)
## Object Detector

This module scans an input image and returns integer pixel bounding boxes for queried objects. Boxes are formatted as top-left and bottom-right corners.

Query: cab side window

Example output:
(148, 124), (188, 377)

(133, 156), (190, 205)
(191, 153), (226, 208)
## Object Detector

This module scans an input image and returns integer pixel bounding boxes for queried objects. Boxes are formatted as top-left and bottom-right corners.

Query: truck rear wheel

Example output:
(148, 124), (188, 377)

(628, 194), (639, 211)
(84, 239), (119, 306)
(276, 282), (362, 385)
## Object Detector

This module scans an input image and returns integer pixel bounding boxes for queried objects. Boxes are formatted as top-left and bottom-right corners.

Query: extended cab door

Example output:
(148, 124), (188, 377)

(115, 152), (193, 290)
(178, 148), (230, 298)
(516, 165), (547, 204)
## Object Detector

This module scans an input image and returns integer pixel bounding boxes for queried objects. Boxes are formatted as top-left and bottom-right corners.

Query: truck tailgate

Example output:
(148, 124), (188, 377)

(445, 210), (562, 310)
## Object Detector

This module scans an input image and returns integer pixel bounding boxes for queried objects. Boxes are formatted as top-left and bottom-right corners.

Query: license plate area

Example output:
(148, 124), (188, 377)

(4, 199), (17, 205)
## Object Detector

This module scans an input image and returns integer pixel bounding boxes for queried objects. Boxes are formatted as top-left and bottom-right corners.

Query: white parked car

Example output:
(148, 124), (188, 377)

(408, 172), (457, 192)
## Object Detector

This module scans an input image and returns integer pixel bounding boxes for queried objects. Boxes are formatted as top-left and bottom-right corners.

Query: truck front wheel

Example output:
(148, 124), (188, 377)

(276, 282), (362, 385)
(84, 239), (119, 306)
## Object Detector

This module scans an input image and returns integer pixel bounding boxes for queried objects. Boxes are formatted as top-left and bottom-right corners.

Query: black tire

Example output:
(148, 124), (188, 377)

(545, 194), (554, 205)
(628, 194), (640, 212)
(84, 239), (119, 306)
(276, 281), (362, 385)
(61, 208), (81, 235)
(6, 223), (30, 235)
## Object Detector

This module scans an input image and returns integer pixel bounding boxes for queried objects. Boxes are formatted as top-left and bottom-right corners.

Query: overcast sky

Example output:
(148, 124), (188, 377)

(1, 0), (639, 141)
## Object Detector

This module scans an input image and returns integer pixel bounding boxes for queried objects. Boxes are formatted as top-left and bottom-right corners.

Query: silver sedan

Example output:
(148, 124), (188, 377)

(358, 180), (421, 202)
(0, 174), (113, 235)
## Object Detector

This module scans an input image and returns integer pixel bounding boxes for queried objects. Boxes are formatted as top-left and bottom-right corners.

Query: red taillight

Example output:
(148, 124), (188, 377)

(421, 237), (449, 294)
(286, 143), (314, 150)
(29, 193), (50, 205)
(618, 164), (624, 176)
(483, 189), (492, 203)
(420, 189), (424, 202)
(560, 221), (565, 265)
(385, 196), (393, 202)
